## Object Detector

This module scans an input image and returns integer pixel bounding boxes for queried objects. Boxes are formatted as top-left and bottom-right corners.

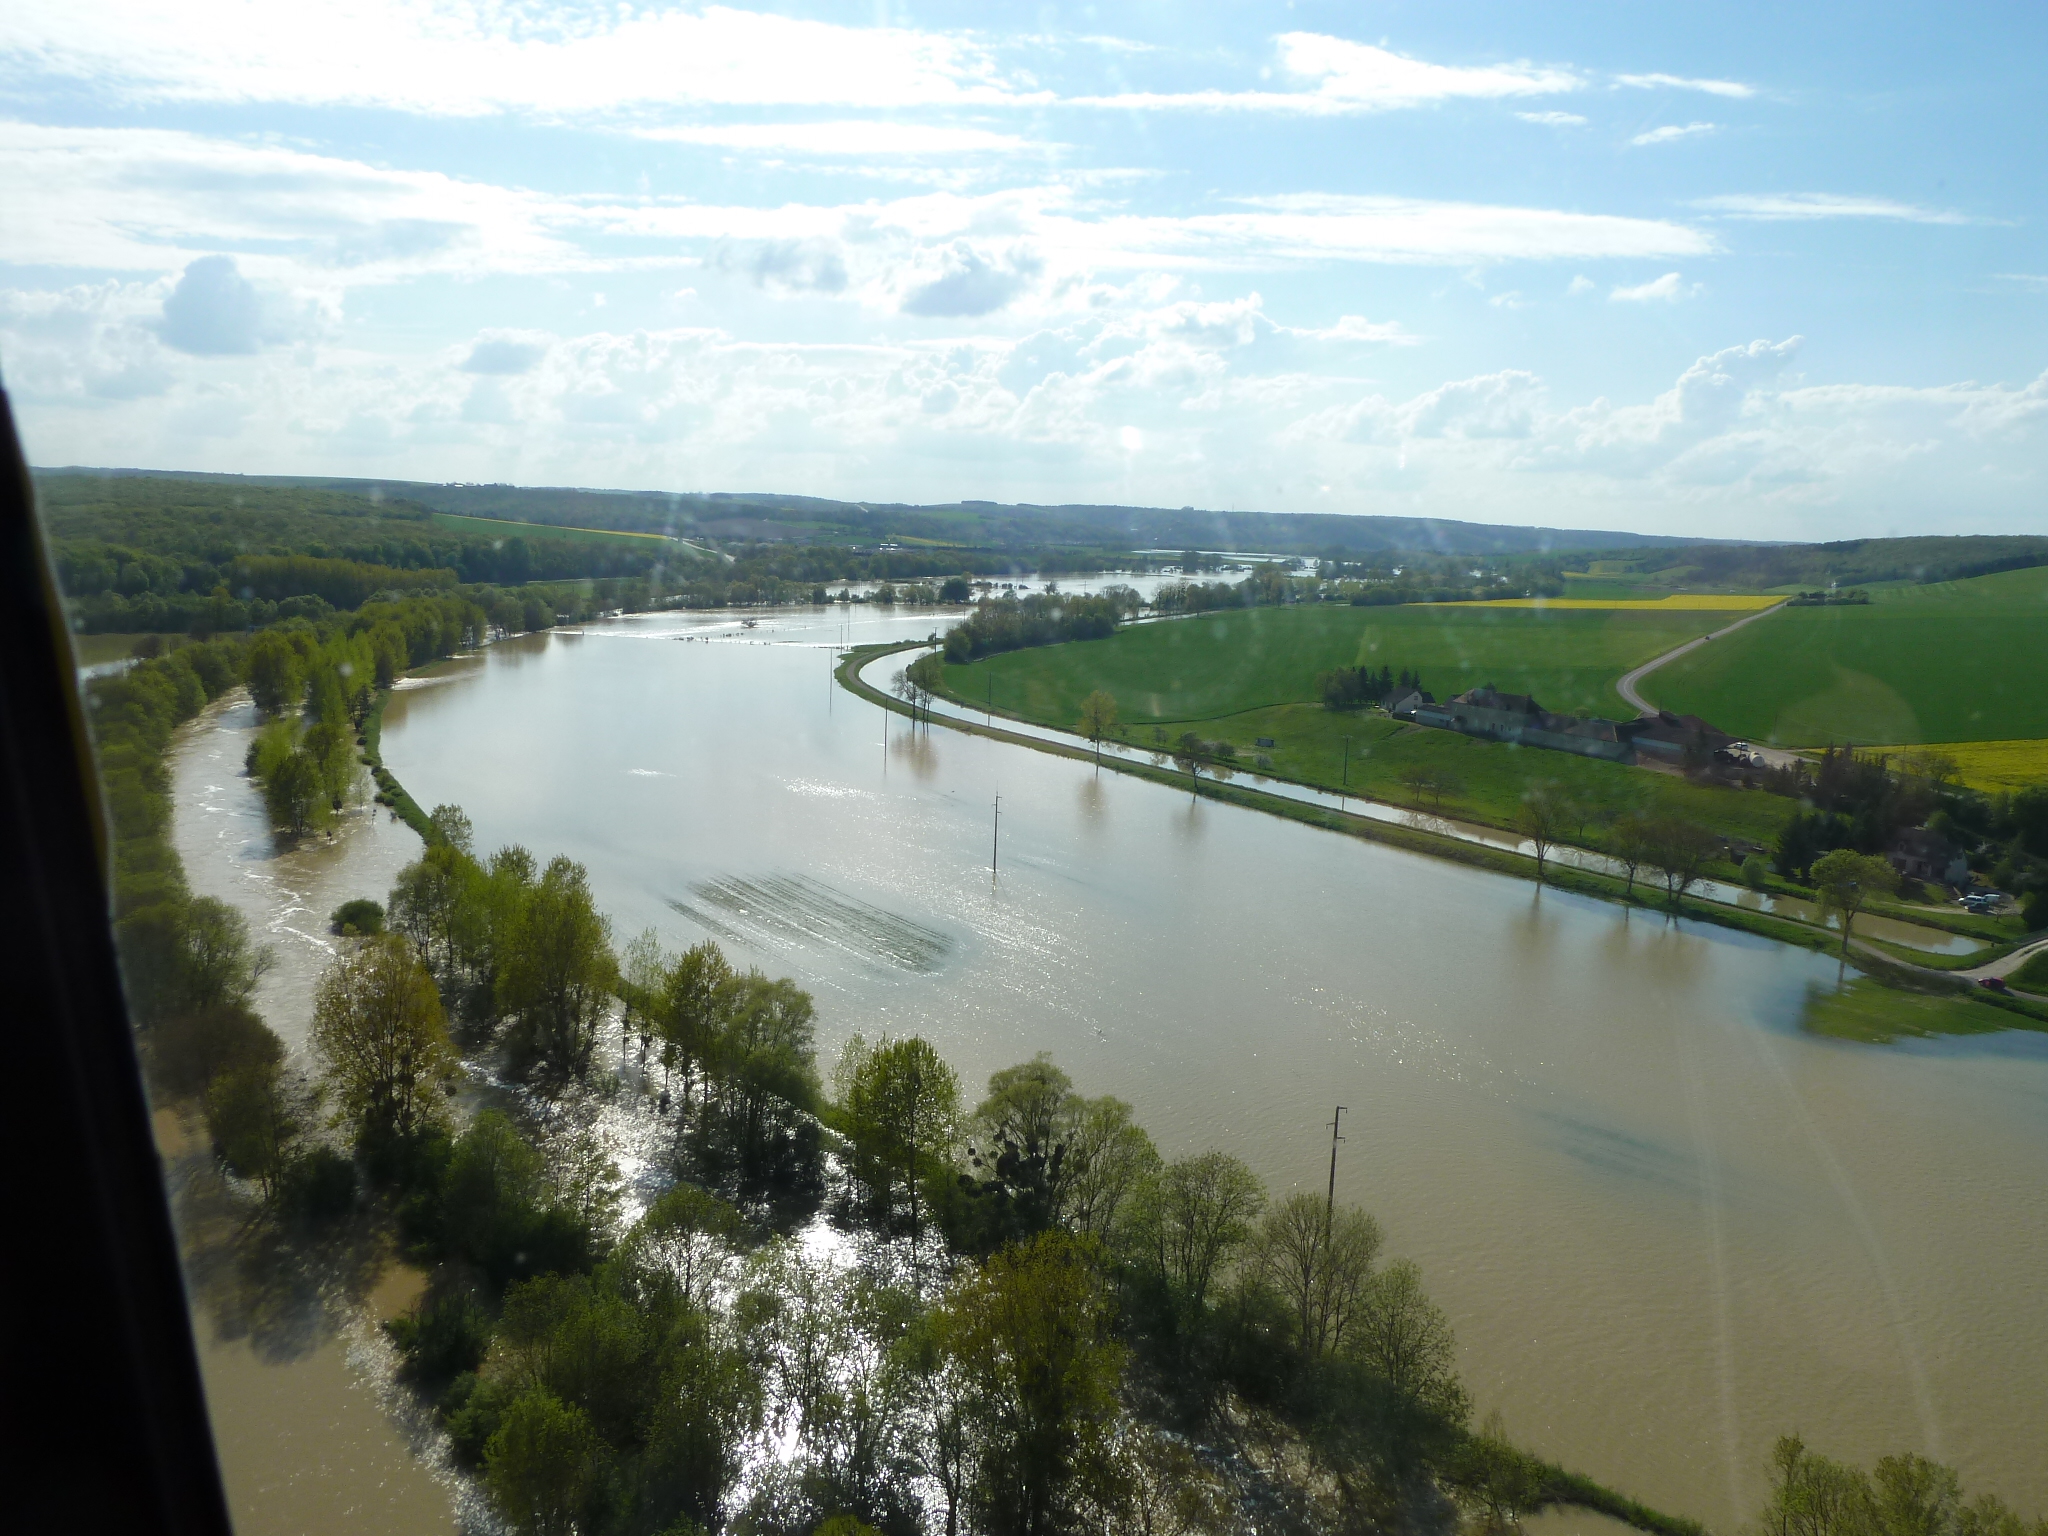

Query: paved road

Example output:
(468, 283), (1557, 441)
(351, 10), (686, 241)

(1849, 930), (2048, 1003)
(1614, 598), (1790, 722)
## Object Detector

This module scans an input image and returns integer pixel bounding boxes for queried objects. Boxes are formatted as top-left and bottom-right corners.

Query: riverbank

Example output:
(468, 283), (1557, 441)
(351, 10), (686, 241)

(842, 642), (2048, 1039)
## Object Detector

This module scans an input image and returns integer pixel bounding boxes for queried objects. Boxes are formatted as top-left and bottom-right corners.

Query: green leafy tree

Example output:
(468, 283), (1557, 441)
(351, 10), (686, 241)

(243, 630), (302, 714)
(1811, 848), (1902, 957)
(1058, 1096), (1159, 1244)
(1076, 690), (1120, 767)
(838, 1034), (961, 1243)
(178, 895), (271, 1012)
(204, 1058), (305, 1200)
(716, 971), (821, 1156)
(934, 1232), (1126, 1536)
(1128, 1151), (1265, 1322)
(1348, 1258), (1468, 1425)
(657, 940), (737, 1116)
(498, 856), (617, 1085)
(485, 1388), (598, 1536)
(311, 933), (454, 1154)
(627, 1185), (745, 1311)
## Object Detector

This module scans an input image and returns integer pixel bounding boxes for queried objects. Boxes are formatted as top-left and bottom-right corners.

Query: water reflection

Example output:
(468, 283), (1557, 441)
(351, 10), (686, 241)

(167, 604), (2048, 1531)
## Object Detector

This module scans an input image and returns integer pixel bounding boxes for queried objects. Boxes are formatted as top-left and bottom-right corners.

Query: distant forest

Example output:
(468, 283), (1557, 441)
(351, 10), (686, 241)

(34, 470), (2048, 637)
(37, 466), (1719, 557)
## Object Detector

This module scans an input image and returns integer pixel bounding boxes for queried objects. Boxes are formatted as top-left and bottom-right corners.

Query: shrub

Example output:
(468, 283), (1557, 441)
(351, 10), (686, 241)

(1741, 854), (1770, 890)
(330, 898), (385, 936)
(388, 1289), (492, 1386)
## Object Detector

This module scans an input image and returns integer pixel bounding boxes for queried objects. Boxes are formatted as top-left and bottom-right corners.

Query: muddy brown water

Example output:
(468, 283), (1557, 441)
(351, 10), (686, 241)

(165, 607), (2048, 1533)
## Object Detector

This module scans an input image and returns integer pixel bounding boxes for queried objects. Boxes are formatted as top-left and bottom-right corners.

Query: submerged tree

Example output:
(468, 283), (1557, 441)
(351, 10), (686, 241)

(498, 856), (617, 1085)
(311, 933), (453, 1157)
(838, 1033), (961, 1244)
(1128, 1151), (1266, 1325)
(934, 1232), (1126, 1536)
(1256, 1193), (1384, 1360)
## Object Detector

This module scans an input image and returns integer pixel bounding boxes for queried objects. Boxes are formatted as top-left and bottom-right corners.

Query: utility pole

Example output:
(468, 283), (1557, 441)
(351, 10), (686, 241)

(1326, 1105), (1347, 1228)
(991, 794), (1001, 877)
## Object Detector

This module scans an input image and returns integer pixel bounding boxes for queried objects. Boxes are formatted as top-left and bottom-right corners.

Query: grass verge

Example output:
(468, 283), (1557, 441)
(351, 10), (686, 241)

(360, 688), (436, 843)
(1801, 977), (2048, 1043)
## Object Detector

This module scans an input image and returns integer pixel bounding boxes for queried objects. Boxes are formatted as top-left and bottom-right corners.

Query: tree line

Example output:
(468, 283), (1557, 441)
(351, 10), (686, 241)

(1319, 665), (1426, 710)
(939, 590), (1136, 664)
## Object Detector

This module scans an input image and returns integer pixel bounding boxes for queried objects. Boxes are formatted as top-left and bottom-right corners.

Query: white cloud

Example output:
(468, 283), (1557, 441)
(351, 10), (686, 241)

(1610, 272), (1700, 303)
(1616, 72), (1755, 98)
(1631, 122), (1717, 147)
(0, 1), (1035, 114)
(0, 124), (1718, 306)
(1691, 193), (1972, 224)
(159, 256), (264, 355)
(1994, 274), (2048, 291)
(461, 333), (550, 376)
(1072, 33), (1580, 114)
(1516, 111), (1586, 126)
(1567, 275), (1596, 295)
(1488, 291), (1526, 309)
(713, 238), (850, 296)
(898, 242), (1043, 318)
(634, 122), (1040, 156)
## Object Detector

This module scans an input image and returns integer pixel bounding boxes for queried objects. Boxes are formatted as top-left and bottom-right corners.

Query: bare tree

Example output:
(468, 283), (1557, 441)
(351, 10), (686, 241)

(1516, 785), (1568, 885)
(1256, 1193), (1384, 1358)
(1648, 817), (1717, 907)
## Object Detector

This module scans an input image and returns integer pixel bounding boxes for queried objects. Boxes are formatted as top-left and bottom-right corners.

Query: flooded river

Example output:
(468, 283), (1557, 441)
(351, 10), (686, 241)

(168, 603), (2048, 1532)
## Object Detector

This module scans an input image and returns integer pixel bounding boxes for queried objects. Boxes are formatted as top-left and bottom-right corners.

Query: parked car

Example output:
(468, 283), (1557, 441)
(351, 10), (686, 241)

(1978, 976), (2010, 993)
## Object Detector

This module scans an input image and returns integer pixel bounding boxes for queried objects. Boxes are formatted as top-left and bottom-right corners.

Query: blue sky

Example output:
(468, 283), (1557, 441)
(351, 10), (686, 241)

(2, 1), (2044, 540)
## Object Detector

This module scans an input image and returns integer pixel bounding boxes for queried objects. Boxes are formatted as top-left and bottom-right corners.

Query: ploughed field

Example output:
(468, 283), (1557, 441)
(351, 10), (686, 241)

(937, 601), (1798, 848)
(1643, 564), (2048, 747)
(945, 601), (1735, 725)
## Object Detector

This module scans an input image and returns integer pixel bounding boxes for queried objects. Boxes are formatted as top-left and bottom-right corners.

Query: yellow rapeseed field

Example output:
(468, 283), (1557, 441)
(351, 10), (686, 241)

(1435, 594), (1782, 611)
(1867, 739), (2048, 793)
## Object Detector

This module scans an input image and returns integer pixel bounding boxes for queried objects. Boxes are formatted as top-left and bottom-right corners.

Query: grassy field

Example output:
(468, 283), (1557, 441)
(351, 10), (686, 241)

(946, 603), (1735, 727)
(1164, 704), (1796, 846)
(1643, 564), (2048, 745)
(1799, 978), (2036, 1043)
(429, 511), (681, 548)
(70, 632), (180, 666)
(1433, 594), (1779, 611)
(2012, 950), (2048, 991)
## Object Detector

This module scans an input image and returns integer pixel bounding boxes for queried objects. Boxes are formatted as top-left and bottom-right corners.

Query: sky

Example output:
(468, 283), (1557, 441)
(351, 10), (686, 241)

(2, 1), (2045, 541)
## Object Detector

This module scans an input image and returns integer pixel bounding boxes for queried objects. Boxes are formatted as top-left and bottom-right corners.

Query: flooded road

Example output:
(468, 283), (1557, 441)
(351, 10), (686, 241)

(166, 603), (2048, 1531)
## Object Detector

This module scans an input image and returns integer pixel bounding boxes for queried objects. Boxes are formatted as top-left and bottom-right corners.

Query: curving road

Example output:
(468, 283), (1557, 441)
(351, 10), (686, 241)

(1614, 598), (1790, 716)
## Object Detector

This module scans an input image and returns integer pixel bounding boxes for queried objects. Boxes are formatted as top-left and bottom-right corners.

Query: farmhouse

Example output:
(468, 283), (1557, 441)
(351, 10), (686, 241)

(1887, 827), (1969, 887)
(1397, 684), (1735, 769)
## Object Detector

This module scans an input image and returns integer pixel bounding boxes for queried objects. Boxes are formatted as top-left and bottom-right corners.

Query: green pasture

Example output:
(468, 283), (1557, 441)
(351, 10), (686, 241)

(2012, 950), (2048, 992)
(429, 511), (680, 549)
(1800, 978), (2045, 1043)
(1643, 564), (2048, 745)
(946, 603), (1729, 727)
(1116, 704), (1794, 849)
